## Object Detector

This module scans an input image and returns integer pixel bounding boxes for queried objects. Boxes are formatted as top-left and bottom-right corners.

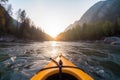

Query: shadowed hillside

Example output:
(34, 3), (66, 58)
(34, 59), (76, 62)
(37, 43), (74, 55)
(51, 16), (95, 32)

(0, 1), (53, 41)
(56, 0), (120, 41)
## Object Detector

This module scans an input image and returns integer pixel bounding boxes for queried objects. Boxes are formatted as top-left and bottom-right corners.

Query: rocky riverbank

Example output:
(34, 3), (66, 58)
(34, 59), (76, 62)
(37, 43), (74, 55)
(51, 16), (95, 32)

(0, 36), (35, 43)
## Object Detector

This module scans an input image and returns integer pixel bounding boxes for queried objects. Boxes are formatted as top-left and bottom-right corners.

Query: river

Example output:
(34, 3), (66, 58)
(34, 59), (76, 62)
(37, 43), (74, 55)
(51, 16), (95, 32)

(0, 41), (120, 80)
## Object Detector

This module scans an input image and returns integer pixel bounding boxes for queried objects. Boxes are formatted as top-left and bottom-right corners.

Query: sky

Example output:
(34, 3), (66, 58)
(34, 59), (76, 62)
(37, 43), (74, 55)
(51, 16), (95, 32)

(9, 0), (103, 37)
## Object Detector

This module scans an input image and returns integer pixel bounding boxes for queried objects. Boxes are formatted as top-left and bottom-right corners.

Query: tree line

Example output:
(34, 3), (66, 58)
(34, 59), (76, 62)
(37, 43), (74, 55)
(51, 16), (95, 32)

(56, 19), (120, 41)
(0, 0), (52, 41)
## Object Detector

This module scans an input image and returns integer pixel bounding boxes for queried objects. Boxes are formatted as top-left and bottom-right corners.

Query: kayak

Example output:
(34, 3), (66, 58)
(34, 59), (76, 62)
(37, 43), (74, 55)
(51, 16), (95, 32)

(31, 54), (94, 80)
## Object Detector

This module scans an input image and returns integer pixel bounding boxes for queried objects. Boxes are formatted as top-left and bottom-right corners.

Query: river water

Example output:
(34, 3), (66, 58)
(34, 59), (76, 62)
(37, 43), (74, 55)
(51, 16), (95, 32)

(0, 41), (120, 80)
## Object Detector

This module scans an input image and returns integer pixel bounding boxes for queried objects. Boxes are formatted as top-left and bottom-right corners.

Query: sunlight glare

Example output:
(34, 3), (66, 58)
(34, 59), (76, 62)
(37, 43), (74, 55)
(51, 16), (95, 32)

(51, 41), (57, 47)
(51, 48), (57, 57)
(50, 41), (58, 57)
(40, 14), (66, 38)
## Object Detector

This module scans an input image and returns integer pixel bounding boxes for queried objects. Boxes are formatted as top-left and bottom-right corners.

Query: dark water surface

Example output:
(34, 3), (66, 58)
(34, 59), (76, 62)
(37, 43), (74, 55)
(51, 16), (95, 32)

(0, 41), (120, 80)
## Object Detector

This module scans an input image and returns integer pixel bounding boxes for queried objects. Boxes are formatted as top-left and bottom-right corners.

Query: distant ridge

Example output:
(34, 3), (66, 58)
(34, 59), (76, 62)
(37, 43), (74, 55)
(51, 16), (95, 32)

(65, 0), (120, 31)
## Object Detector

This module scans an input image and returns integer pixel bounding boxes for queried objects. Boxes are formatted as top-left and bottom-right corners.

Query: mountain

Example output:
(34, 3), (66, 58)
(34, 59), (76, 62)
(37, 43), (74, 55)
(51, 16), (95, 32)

(56, 0), (120, 41)
(65, 0), (120, 31)
(64, 21), (79, 32)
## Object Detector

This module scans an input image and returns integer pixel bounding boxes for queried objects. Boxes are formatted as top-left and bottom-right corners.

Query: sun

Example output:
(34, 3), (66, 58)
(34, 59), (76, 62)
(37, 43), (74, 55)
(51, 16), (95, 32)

(36, 12), (66, 38)
(44, 29), (59, 38)
(48, 31), (59, 38)
(42, 16), (64, 38)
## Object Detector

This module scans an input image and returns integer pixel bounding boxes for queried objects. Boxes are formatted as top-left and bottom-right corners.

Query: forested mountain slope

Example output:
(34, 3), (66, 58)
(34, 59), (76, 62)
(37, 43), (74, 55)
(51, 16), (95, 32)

(57, 0), (120, 41)
(0, 1), (52, 41)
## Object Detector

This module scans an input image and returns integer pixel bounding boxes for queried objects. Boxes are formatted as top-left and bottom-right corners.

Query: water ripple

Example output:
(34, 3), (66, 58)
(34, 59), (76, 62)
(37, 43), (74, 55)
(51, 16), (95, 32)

(0, 41), (119, 80)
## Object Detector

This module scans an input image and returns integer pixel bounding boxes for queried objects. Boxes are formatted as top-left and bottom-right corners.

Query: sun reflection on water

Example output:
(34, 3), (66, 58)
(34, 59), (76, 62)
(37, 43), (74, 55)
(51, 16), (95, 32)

(51, 41), (57, 47)
(50, 41), (59, 57)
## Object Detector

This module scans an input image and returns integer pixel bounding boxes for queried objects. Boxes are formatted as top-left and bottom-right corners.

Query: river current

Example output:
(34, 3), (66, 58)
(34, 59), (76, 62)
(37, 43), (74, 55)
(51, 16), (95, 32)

(0, 41), (120, 80)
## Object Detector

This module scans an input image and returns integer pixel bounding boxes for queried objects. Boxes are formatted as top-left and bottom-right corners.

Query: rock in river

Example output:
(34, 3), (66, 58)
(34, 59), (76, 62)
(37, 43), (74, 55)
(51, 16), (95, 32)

(104, 37), (120, 45)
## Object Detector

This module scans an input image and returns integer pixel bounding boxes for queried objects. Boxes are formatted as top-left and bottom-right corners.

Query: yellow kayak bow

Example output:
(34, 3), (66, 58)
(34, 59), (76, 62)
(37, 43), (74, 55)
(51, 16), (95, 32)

(31, 54), (94, 80)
